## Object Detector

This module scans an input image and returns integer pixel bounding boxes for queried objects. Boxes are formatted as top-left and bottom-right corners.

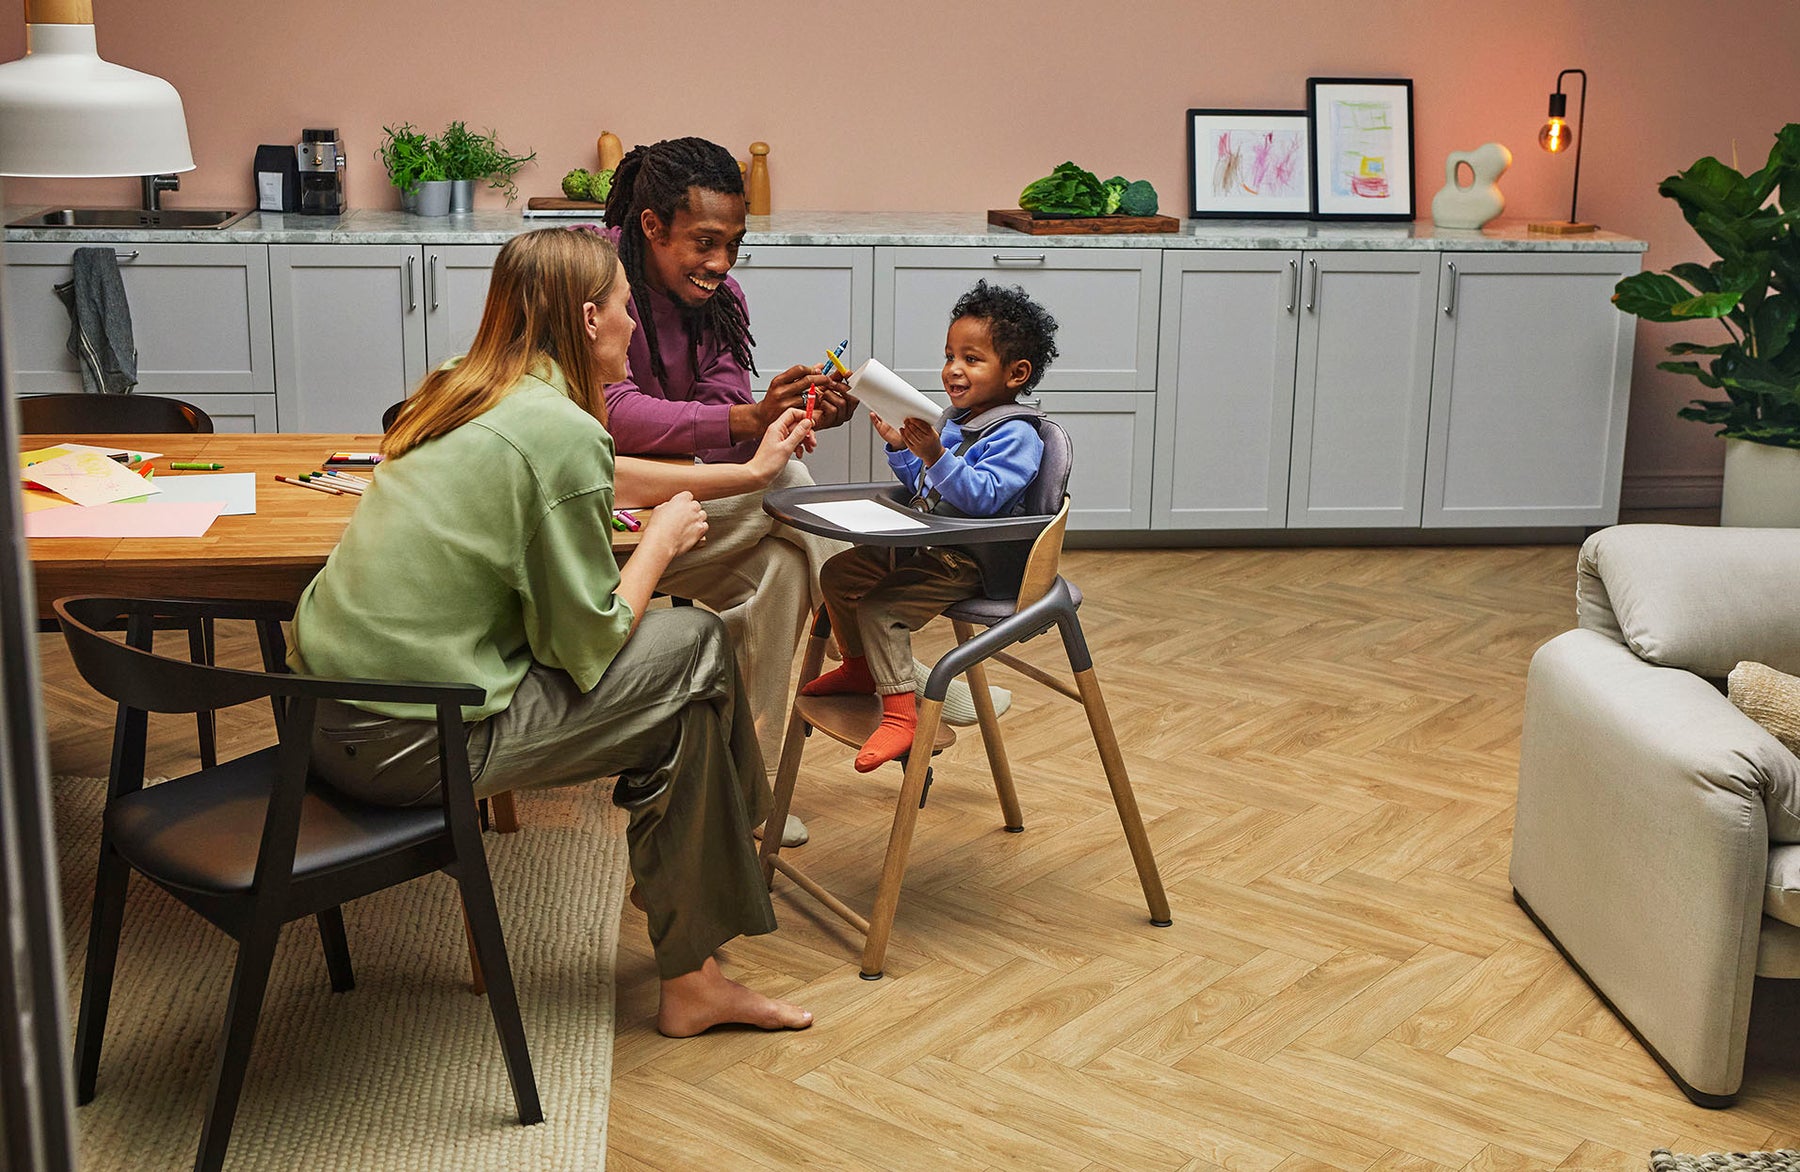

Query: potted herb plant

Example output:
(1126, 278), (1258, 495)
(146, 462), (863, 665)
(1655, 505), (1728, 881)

(375, 123), (451, 216)
(437, 121), (537, 212)
(1612, 123), (1800, 525)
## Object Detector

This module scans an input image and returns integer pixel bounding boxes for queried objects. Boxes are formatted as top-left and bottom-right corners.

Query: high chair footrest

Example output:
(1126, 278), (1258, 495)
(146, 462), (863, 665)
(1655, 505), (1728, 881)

(793, 693), (956, 754)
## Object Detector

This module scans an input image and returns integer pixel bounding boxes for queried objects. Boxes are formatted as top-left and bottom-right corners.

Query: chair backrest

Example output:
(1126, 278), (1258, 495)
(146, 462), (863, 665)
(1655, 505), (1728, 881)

(20, 392), (213, 434)
(1014, 496), (1071, 610)
(1010, 417), (1073, 610)
(382, 399), (406, 432)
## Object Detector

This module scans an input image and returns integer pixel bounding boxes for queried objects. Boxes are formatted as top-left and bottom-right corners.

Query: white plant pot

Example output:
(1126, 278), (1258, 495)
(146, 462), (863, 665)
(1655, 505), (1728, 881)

(1720, 437), (1800, 527)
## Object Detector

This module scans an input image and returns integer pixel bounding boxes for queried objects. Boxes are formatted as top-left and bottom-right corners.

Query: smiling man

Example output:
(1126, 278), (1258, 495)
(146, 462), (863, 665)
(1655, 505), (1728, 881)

(601, 137), (855, 846)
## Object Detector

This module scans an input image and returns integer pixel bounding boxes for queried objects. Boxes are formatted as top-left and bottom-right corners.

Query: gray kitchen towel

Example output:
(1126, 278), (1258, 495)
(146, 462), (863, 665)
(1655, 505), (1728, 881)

(53, 247), (138, 394)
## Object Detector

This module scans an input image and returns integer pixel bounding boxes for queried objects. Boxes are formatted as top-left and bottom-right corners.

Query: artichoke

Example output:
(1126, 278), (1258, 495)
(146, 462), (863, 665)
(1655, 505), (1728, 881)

(562, 168), (593, 200)
(587, 168), (614, 204)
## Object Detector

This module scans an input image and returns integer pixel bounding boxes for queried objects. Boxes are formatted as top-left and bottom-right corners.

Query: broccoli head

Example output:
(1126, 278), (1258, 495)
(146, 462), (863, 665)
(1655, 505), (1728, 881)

(1118, 179), (1159, 217)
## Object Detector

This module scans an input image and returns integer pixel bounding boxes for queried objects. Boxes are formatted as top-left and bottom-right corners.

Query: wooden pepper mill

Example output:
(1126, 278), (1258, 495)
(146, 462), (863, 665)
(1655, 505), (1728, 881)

(746, 141), (771, 216)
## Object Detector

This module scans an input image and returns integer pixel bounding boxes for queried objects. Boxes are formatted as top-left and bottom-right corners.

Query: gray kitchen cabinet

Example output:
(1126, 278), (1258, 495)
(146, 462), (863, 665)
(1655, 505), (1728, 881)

(270, 243), (427, 433)
(1286, 252), (1439, 528)
(2, 241), (274, 404)
(175, 393), (278, 433)
(1153, 250), (1301, 528)
(731, 245), (873, 486)
(1422, 251), (1639, 527)
(421, 244), (503, 370)
(873, 245), (1162, 528)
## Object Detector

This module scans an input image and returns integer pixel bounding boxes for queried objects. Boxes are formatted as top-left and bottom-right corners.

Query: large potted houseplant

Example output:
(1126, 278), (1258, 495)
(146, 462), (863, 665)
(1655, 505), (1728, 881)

(437, 121), (536, 212)
(1613, 123), (1800, 525)
(375, 123), (451, 215)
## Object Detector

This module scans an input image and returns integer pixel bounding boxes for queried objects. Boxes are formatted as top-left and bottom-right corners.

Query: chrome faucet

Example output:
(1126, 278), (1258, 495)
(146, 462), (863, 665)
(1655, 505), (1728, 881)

(140, 173), (180, 211)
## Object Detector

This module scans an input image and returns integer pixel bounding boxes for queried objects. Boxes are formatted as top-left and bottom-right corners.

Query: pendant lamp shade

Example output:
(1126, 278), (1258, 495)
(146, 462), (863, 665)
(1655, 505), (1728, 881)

(0, 3), (194, 178)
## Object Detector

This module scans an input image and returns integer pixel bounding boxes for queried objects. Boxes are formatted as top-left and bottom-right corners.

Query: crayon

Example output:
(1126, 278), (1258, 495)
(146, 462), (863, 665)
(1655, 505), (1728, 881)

(169, 461), (223, 471)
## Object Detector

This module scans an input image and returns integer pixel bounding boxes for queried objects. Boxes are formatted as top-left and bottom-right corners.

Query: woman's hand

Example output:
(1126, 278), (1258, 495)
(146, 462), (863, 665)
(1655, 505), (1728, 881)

(638, 491), (709, 562)
(746, 407), (814, 484)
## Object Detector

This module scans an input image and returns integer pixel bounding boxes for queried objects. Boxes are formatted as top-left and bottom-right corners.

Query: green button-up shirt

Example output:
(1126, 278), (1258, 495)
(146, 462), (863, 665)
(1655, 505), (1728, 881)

(290, 362), (633, 720)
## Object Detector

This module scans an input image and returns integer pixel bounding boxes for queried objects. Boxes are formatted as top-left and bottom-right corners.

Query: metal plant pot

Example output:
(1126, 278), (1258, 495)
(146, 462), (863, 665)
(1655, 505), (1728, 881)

(412, 180), (453, 217)
(449, 179), (476, 214)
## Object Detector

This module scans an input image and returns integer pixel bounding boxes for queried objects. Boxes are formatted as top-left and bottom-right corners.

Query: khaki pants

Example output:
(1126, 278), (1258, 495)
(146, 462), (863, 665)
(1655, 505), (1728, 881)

(653, 459), (845, 772)
(818, 544), (985, 694)
(311, 607), (775, 979)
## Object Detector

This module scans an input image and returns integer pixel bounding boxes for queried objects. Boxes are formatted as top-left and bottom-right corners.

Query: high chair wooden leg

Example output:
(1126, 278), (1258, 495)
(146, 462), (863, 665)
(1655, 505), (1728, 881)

(1073, 665), (1171, 926)
(860, 697), (946, 979)
(953, 620), (1023, 831)
(489, 791), (519, 834)
(760, 629), (829, 885)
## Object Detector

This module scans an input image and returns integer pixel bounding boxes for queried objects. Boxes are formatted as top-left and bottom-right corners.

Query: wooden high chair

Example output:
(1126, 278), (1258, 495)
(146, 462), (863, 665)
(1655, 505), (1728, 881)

(758, 424), (1170, 979)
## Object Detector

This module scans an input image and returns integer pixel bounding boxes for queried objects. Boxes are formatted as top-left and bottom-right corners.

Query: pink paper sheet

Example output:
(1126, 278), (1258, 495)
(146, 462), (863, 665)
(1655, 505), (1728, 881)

(25, 499), (227, 538)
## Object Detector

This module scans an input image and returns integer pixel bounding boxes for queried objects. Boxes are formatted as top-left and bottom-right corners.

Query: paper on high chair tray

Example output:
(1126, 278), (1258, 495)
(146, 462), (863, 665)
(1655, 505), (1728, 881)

(798, 498), (929, 533)
(847, 359), (947, 429)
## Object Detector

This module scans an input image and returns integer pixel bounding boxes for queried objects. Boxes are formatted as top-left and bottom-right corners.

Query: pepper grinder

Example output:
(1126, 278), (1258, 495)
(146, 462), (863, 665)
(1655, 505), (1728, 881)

(746, 141), (771, 216)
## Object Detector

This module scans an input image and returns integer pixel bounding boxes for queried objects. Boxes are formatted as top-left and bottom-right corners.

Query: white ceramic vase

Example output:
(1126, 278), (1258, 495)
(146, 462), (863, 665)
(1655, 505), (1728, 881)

(1720, 437), (1800, 527)
(1431, 142), (1512, 231)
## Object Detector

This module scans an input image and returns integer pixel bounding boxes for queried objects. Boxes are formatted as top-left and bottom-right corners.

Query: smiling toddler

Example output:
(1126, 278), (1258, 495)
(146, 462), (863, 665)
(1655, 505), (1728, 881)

(803, 280), (1060, 770)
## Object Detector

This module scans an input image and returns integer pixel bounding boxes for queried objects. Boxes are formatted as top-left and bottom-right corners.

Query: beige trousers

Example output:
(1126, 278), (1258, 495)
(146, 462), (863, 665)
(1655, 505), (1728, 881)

(818, 544), (985, 695)
(653, 459), (846, 772)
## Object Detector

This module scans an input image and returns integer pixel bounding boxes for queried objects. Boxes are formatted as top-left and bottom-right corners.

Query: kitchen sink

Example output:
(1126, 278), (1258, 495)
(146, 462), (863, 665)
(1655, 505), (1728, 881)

(8, 207), (251, 230)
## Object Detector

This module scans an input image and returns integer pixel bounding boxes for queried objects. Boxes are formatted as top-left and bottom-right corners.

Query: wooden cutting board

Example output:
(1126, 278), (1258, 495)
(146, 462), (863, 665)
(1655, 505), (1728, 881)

(987, 208), (1179, 234)
(525, 196), (607, 214)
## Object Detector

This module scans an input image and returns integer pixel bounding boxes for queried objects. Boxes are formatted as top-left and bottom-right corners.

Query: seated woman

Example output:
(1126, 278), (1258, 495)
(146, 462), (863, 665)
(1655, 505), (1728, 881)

(288, 226), (813, 1036)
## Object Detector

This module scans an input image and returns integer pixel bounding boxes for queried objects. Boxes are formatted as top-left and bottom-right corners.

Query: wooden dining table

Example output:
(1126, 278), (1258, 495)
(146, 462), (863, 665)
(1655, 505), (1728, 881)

(22, 432), (645, 620)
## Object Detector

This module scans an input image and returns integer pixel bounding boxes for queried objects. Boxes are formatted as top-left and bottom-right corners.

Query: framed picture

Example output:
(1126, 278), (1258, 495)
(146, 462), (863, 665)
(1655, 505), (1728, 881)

(1307, 78), (1415, 221)
(1186, 108), (1313, 219)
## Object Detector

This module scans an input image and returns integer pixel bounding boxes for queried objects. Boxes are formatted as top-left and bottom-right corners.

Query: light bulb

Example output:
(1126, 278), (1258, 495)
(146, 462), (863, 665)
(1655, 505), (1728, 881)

(1539, 116), (1572, 153)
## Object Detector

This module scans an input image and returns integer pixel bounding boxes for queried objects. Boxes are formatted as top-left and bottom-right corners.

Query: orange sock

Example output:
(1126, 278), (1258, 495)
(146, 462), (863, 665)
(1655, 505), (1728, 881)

(801, 655), (876, 696)
(855, 692), (917, 772)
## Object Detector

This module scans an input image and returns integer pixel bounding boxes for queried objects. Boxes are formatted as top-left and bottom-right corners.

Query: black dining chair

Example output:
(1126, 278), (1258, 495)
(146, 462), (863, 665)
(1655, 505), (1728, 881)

(20, 392), (214, 435)
(25, 392), (220, 765)
(56, 595), (541, 1172)
(382, 399), (406, 431)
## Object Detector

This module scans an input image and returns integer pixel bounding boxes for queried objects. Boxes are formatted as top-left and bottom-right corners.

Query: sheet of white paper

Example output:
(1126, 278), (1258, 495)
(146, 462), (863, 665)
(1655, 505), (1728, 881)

(146, 472), (257, 515)
(847, 358), (947, 428)
(23, 451), (160, 507)
(798, 497), (929, 533)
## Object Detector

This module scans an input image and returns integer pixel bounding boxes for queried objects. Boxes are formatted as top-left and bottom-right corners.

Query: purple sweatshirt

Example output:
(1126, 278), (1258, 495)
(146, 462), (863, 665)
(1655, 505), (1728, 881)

(598, 227), (758, 464)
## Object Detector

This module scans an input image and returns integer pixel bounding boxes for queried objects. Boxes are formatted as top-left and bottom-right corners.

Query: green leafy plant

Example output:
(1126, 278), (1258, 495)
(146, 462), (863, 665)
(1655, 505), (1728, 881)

(1612, 123), (1800, 448)
(436, 121), (537, 204)
(374, 123), (444, 194)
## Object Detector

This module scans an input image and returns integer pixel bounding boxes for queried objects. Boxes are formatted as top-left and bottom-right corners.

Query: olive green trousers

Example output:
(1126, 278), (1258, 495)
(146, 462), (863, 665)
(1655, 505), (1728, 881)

(311, 606), (775, 979)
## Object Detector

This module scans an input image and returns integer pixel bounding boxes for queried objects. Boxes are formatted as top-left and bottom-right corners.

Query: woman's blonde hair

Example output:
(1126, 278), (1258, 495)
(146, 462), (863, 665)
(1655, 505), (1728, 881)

(382, 227), (623, 458)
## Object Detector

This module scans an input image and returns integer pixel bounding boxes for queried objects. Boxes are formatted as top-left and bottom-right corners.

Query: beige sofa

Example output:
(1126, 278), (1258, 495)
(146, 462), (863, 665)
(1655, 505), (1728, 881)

(1512, 524), (1800, 1106)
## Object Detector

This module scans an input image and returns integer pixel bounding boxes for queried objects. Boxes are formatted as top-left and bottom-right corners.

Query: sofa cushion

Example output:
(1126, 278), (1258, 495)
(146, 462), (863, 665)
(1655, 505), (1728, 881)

(1768, 845), (1800, 927)
(1731, 661), (1800, 757)
(1577, 525), (1800, 678)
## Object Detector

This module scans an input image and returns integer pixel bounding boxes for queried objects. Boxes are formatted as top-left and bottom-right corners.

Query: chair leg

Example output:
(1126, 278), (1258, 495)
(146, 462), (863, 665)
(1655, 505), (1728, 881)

(760, 628), (829, 886)
(314, 907), (355, 992)
(1071, 664), (1172, 927)
(860, 698), (946, 979)
(952, 620), (1023, 831)
(455, 864), (542, 1124)
(187, 619), (218, 769)
(461, 903), (487, 996)
(193, 921), (283, 1172)
(73, 843), (132, 1104)
(489, 791), (519, 834)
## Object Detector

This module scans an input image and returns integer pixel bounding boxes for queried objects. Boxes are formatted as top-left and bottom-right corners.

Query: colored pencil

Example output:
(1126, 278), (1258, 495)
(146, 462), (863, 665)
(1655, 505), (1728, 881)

(274, 474), (343, 496)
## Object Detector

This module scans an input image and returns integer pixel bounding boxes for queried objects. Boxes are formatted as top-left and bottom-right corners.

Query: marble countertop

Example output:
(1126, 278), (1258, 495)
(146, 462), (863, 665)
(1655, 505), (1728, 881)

(2, 207), (1647, 251)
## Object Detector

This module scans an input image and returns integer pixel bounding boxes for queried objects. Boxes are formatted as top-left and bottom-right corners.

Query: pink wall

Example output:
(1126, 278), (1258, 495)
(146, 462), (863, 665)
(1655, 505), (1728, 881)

(5, 0), (1799, 501)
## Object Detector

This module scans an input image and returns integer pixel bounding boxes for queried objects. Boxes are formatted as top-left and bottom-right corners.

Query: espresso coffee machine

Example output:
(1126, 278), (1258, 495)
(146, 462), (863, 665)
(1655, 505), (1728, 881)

(297, 128), (346, 216)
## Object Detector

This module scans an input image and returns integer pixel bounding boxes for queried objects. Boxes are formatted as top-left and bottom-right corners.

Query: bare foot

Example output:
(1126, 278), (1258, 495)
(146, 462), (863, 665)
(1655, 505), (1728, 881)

(656, 956), (814, 1037)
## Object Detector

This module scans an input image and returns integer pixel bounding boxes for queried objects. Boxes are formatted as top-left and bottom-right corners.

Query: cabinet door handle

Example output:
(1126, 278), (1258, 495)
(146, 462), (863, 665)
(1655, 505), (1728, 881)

(405, 254), (417, 312)
(1305, 258), (1319, 312)
(429, 253), (440, 311)
(736, 252), (753, 264)
(1285, 258), (1299, 314)
(113, 250), (140, 262)
(1443, 261), (1459, 315)
(992, 253), (1046, 265)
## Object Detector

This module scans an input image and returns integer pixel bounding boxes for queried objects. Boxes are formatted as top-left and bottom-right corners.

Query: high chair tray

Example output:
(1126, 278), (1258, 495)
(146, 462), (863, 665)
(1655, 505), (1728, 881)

(763, 483), (1055, 548)
(794, 693), (956, 754)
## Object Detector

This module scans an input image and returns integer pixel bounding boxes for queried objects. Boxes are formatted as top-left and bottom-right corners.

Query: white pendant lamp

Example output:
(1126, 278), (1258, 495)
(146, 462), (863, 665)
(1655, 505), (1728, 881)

(0, 0), (193, 177)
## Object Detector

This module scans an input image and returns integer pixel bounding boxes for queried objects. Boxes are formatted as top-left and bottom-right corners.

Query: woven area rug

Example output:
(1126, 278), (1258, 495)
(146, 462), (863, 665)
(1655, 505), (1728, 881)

(1652, 1151), (1800, 1170)
(50, 775), (629, 1172)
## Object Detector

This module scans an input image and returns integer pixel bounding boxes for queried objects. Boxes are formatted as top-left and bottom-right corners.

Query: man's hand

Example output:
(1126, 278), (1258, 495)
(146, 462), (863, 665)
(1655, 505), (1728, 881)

(729, 364), (857, 444)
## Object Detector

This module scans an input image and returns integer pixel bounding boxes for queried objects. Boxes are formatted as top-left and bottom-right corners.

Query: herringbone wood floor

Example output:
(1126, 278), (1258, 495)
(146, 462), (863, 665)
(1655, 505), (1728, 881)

(36, 545), (1800, 1170)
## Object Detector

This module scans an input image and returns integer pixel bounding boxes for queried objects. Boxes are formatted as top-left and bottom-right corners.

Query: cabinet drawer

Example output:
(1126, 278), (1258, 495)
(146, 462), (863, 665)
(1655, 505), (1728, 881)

(874, 246), (1160, 393)
(3, 242), (274, 397)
